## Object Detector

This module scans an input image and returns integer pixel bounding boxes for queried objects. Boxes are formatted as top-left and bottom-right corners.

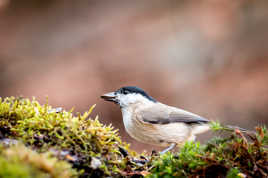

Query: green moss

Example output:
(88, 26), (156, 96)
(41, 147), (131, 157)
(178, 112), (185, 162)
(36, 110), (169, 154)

(0, 97), (135, 177)
(147, 142), (207, 177)
(147, 125), (268, 178)
(0, 144), (77, 178)
(226, 168), (241, 178)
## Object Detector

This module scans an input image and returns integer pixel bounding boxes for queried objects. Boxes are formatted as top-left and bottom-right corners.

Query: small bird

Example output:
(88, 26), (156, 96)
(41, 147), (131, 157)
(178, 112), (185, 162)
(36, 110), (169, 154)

(101, 86), (210, 154)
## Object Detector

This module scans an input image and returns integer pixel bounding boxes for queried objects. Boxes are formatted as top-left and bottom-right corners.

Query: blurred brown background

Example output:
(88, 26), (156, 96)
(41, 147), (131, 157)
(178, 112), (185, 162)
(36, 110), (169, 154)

(0, 0), (267, 152)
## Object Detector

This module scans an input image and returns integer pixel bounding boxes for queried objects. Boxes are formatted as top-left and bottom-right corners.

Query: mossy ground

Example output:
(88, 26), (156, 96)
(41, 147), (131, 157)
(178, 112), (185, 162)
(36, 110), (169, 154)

(0, 97), (267, 178)
(0, 97), (141, 177)
(147, 125), (268, 178)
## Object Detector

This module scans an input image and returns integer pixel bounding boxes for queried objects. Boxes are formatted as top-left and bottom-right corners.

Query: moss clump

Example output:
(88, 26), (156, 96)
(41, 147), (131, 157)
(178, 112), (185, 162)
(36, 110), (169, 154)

(0, 97), (136, 177)
(147, 125), (268, 178)
(147, 142), (207, 177)
(0, 144), (77, 178)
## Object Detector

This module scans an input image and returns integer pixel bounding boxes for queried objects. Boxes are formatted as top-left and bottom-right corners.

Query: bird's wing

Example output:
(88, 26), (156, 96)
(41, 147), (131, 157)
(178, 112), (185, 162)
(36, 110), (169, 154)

(139, 104), (209, 125)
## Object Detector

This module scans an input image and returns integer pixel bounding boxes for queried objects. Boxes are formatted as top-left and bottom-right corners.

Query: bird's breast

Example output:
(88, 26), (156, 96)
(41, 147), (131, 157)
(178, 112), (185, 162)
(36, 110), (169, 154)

(121, 107), (168, 146)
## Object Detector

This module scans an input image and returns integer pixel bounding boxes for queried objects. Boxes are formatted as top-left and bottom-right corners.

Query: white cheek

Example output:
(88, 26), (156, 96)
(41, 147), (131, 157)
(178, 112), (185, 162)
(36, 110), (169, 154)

(118, 94), (138, 107)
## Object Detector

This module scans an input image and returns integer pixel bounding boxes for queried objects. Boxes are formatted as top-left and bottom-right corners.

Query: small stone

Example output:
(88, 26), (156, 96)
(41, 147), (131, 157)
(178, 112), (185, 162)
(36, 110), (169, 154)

(0, 138), (19, 146)
(90, 157), (102, 169)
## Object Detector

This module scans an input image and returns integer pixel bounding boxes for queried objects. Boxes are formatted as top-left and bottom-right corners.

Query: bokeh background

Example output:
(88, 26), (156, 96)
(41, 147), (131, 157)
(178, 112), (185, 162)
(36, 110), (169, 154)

(0, 0), (267, 152)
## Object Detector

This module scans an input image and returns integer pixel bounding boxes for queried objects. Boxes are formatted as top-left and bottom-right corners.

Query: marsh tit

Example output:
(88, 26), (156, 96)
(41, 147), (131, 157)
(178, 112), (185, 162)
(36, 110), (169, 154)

(101, 86), (210, 154)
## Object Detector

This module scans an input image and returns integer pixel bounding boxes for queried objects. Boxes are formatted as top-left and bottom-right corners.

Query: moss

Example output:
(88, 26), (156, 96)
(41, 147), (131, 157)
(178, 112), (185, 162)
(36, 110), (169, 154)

(0, 97), (136, 177)
(0, 144), (77, 178)
(1, 97), (267, 177)
(147, 124), (268, 178)
(147, 142), (207, 177)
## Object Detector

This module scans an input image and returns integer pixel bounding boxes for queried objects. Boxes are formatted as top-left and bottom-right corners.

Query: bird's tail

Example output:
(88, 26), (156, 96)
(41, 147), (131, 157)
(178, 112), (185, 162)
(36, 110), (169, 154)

(224, 125), (249, 132)
(209, 121), (253, 133)
(192, 122), (252, 136)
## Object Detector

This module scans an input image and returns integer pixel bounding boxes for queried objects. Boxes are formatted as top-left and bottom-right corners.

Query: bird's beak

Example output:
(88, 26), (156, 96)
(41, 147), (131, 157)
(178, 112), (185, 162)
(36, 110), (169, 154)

(100, 92), (117, 103)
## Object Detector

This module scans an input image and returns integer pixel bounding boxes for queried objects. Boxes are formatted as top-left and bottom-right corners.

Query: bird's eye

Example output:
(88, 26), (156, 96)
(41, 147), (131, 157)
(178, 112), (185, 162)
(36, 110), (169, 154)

(123, 90), (130, 94)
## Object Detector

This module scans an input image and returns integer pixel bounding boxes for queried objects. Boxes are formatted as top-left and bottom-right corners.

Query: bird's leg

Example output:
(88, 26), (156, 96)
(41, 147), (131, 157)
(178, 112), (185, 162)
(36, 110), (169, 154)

(160, 143), (177, 155)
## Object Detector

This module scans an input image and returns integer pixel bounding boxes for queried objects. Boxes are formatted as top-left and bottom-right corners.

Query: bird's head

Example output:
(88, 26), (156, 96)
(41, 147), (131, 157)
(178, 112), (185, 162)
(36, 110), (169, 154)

(101, 86), (157, 108)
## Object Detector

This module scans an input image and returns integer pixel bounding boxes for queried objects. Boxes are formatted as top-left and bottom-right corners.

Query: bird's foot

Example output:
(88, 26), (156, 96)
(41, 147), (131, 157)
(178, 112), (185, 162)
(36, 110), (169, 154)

(159, 143), (176, 155)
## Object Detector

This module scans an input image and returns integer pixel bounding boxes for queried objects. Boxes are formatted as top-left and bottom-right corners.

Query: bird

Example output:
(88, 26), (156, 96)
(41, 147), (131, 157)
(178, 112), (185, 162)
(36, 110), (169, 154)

(101, 86), (211, 154)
